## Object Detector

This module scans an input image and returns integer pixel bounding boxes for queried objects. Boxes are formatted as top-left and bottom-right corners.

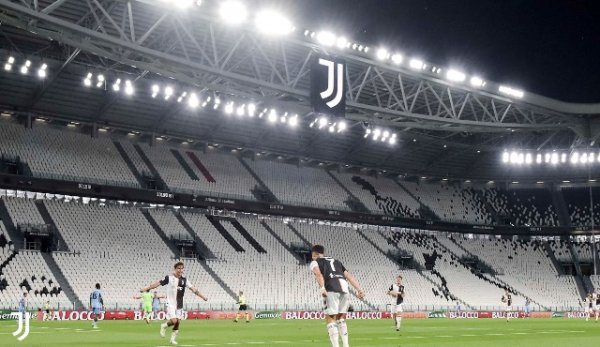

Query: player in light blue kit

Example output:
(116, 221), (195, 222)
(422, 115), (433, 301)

(89, 283), (104, 329)
(18, 292), (28, 318)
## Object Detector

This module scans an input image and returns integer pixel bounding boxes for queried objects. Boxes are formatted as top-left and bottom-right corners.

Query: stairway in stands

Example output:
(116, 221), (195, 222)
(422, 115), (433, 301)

(41, 252), (85, 310)
(0, 198), (24, 249)
(113, 141), (146, 188)
(325, 171), (370, 213)
(36, 201), (69, 252)
(141, 210), (181, 257)
(206, 216), (245, 252)
(132, 144), (168, 190)
(175, 213), (216, 260)
(170, 149), (200, 181)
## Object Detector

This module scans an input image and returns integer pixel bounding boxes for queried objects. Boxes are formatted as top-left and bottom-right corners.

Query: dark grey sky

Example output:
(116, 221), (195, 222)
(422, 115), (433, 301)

(272, 0), (600, 103)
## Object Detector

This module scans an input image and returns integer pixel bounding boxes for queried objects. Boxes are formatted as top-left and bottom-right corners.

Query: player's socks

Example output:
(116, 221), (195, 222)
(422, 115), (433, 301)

(246, 313), (250, 322)
(395, 316), (402, 331)
(327, 322), (339, 347)
(336, 319), (349, 347)
(170, 330), (178, 345)
(160, 323), (168, 337)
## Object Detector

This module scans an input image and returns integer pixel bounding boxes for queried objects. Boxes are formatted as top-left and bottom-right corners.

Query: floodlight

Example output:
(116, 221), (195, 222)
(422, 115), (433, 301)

(502, 151), (509, 163)
(164, 86), (174, 99)
(499, 85), (524, 98)
(256, 10), (294, 35)
(112, 79), (121, 91)
(580, 153), (588, 164)
(84, 73), (92, 87)
(247, 103), (256, 117)
(37, 64), (47, 78)
(268, 109), (277, 123)
(590, 153), (596, 162)
(470, 76), (485, 87)
(280, 115), (287, 123)
(7, 56), (15, 64)
(561, 153), (567, 163)
(389, 137), (396, 145)
(382, 130), (390, 138)
(391, 54), (403, 65)
(336, 37), (348, 50)
(318, 116), (328, 129)
(376, 48), (389, 61)
(224, 102), (234, 114)
(409, 59), (424, 70)
(174, 0), (194, 9)
(188, 93), (199, 108)
(316, 31), (336, 46)
(219, 1), (248, 25)
(20, 65), (28, 75)
(236, 105), (245, 116)
(328, 125), (335, 133)
(536, 153), (542, 164)
(570, 152), (579, 164)
(289, 115), (298, 127)
(124, 80), (134, 95)
(25, 60), (31, 67)
(337, 121), (347, 132)
(446, 69), (466, 82)
(510, 151), (518, 164)
(525, 153), (532, 164)
(4, 64), (11, 71)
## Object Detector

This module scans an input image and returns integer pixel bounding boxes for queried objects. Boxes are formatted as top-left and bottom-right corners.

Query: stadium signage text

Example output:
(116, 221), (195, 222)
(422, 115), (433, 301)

(77, 183), (92, 190)
(156, 192), (175, 199)
(282, 311), (390, 320)
(254, 311), (282, 319)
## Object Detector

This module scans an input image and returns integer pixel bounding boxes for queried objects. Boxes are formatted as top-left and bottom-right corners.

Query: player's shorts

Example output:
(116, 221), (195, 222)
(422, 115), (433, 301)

(395, 304), (403, 313)
(325, 292), (349, 316)
(92, 307), (102, 315)
(524, 306), (530, 313)
(505, 305), (512, 312)
(143, 305), (152, 314)
(238, 305), (248, 311)
(45, 309), (50, 314)
(166, 306), (184, 320)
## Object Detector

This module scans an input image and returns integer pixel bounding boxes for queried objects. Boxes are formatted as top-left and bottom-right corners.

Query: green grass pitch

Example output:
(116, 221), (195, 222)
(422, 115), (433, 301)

(1, 318), (599, 347)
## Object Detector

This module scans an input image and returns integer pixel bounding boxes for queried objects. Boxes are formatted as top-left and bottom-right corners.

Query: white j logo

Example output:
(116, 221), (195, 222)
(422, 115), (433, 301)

(318, 58), (344, 108)
(12, 312), (31, 341)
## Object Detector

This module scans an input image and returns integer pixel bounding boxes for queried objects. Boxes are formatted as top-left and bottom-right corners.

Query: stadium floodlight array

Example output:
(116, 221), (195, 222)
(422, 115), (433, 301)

(308, 116), (347, 134)
(502, 150), (600, 166)
(219, 0), (248, 25)
(3, 57), (48, 77)
(255, 10), (295, 36)
(364, 127), (397, 145)
(82, 72), (134, 95)
(498, 85), (524, 98)
(304, 30), (368, 52)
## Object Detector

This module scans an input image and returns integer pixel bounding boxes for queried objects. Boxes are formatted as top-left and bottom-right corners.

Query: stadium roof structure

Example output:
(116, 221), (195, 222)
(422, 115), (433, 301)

(0, 0), (599, 181)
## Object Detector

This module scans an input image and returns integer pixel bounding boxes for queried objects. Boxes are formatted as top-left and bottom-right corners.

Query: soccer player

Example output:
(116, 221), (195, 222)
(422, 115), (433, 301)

(585, 292), (594, 322)
(502, 288), (512, 322)
(234, 291), (250, 323)
(18, 292), (27, 319)
(43, 300), (51, 321)
(387, 275), (405, 331)
(90, 283), (104, 329)
(152, 291), (165, 320)
(134, 290), (155, 324)
(141, 261), (208, 345)
(524, 298), (531, 319)
(594, 289), (600, 323)
(310, 244), (365, 347)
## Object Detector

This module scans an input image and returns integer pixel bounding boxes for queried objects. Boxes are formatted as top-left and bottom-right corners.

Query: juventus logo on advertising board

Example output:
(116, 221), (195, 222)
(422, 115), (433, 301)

(12, 312), (31, 341)
(311, 56), (346, 117)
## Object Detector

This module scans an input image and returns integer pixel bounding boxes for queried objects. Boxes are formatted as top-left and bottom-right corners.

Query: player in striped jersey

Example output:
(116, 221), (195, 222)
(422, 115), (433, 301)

(141, 262), (208, 345)
(310, 244), (365, 347)
(387, 275), (405, 331)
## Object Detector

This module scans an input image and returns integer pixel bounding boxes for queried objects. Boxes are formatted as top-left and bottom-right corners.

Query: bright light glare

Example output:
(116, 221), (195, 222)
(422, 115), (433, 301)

(316, 31), (336, 46)
(499, 85), (524, 98)
(409, 58), (424, 70)
(112, 79), (121, 91)
(164, 86), (174, 99)
(551, 152), (559, 164)
(256, 10), (294, 36)
(525, 153), (532, 164)
(224, 102), (234, 114)
(336, 37), (348, 49)
(236, 105), (245, 116)
(571, 152), (579, 164)
(247, 103), (256, 116)
(502, 151), (509, 163)
(318, 116), (328, 128)
(4, 64), (11, 71)
(337, 121), (347, 132)
(7, 56), (15, 64)
(188, 93), (199, 108)
(470, 76), (485, 87)
(173, 0), (194, 9)
(219, 1), (248, 25)
(389, 137), (396, 145)
(446, 69), (466, 82)
(124, 80), (134, 95)
(376, 48), (389, 61)
(268, 109), (277, 123)
(289, 115), (298, 127)
(391, 54), (403, 65)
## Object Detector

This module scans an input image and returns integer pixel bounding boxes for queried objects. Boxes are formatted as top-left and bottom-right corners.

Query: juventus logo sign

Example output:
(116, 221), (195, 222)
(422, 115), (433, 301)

(311, 56), (346, 118)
